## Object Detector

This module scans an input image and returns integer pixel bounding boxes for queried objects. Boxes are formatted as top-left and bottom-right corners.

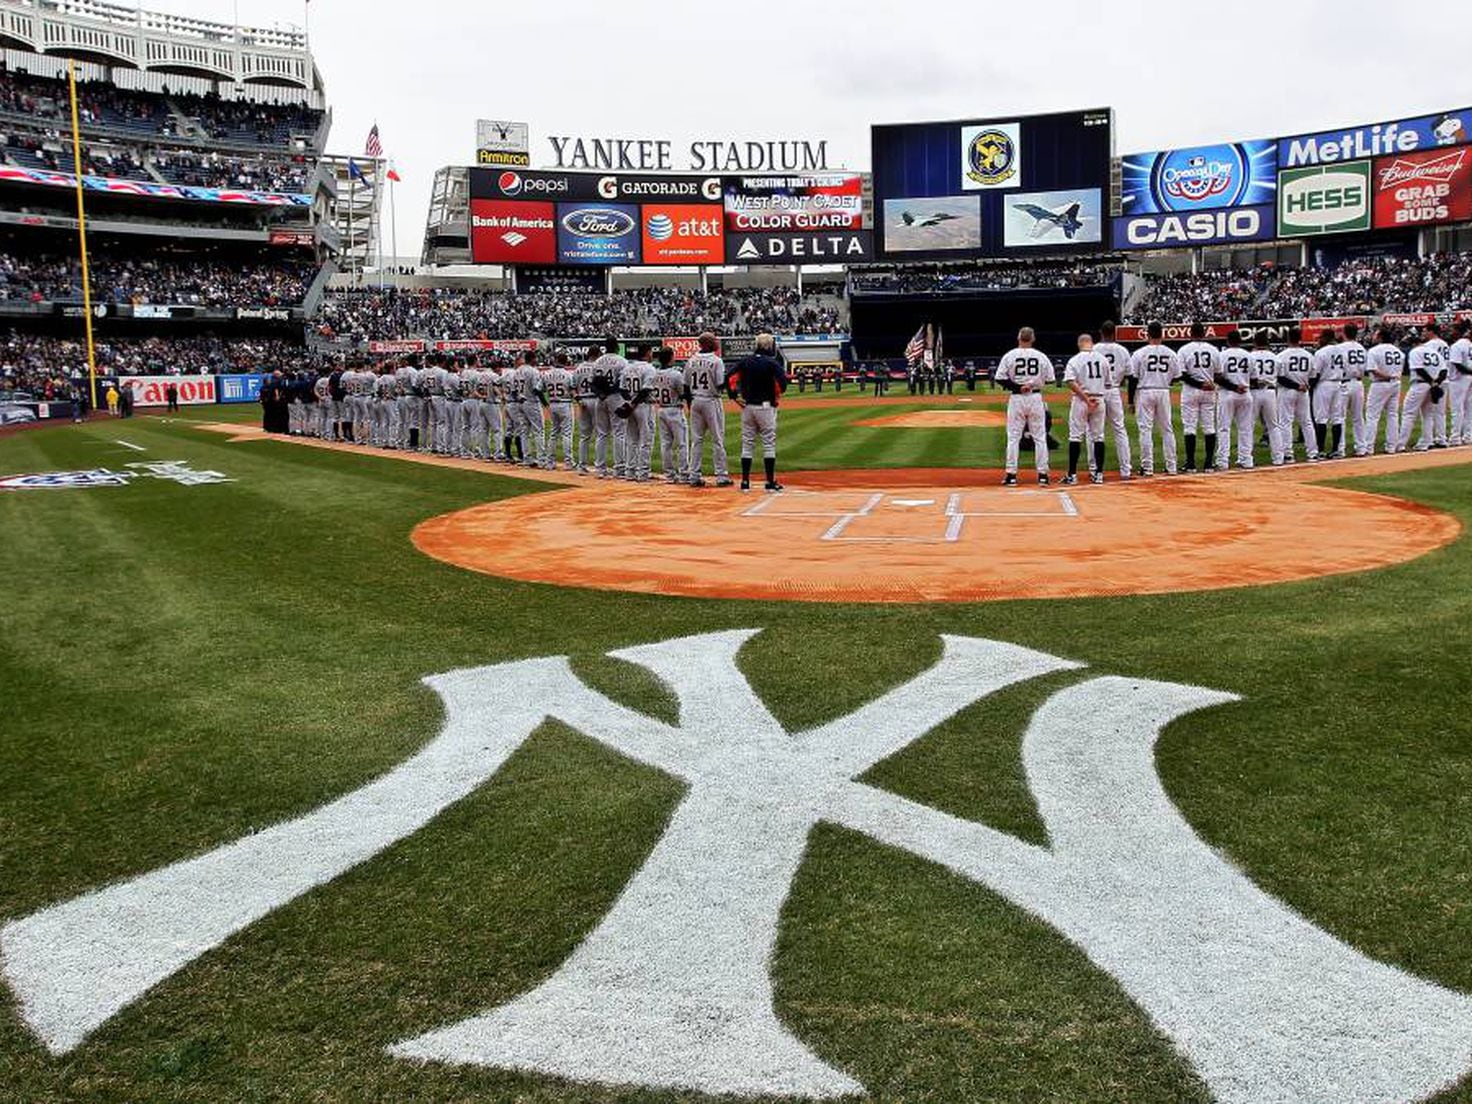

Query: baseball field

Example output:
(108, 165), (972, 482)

(3, 397), (1471, 1103)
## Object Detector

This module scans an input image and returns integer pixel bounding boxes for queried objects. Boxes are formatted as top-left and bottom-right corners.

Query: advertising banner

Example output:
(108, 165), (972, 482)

(215, 373), (269, 404)
(513, 266), (608, 294)
(1278, 162), (1372, 237)
(1115, 320), (1299, 344)
(1299, 317), (1369, 344)
(0, 165), (310, 207)
(122, 375), (216, 407)
(469, 198), (558, 264)
(1372, 145), (1472, 229)
(1279, 107), (1470, 169)
(1121, 140), (1278, 214)
(367, 340), (426, 354)
(1003, 188), (1103, 248)
(475, 120), (531, 168)
(1113, 204), (1277, 249)
(661, 337), (704, 360)
(725, 229), (873, 264)
(433, 339), (538, 353)
(641, 204), (725, 265)
(469, 168), (720, 204)
(557, 203), (641, 265)
(722, 174), (863, 233)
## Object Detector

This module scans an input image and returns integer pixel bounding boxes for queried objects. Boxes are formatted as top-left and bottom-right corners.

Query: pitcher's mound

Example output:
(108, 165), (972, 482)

(854, 410), (1008, 429)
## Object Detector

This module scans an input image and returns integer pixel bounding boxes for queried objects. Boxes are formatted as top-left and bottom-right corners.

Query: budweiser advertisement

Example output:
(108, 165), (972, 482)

(1372, 146), (1472, 229)
(469, 199), (557, 264)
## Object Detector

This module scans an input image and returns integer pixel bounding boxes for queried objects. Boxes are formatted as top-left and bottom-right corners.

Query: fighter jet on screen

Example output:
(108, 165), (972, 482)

(900, 210), (961, 229)
(1013, 201), (1088, 239)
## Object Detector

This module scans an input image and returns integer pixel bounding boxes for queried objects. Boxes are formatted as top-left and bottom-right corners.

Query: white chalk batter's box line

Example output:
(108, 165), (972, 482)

(741, 490), (1079, 544)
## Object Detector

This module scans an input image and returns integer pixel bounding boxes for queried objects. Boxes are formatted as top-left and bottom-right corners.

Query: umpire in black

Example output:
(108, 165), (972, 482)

(728, 332), (789, 492)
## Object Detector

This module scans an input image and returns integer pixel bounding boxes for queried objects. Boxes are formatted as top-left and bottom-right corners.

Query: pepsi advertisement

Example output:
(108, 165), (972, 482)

(556, 202), (641, 265)
(870, 107), (1113, 259)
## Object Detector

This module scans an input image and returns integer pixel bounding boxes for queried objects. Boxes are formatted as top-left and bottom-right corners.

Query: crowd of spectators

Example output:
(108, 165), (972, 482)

(149, 150), (309, 193)
(852, 262), (1122, 293)
(317, 285), (846, 343)
(0, 249), (314, 307)
(0, 333), (306, 392)
(1129, 253), (1472, 322)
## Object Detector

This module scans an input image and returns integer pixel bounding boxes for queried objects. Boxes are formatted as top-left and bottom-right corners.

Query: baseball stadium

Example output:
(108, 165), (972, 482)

(3, 2), (1472, 1102)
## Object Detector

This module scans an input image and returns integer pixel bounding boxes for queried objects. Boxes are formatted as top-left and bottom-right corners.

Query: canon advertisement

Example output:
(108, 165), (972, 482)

(870, 107), (1113, 259)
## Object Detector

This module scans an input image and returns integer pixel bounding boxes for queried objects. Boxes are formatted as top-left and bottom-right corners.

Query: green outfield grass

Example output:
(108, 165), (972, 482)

(1, 409), (1469, 1103)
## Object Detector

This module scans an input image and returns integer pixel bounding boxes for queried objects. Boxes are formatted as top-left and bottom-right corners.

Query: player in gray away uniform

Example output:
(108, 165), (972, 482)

(336, 363), (359, 441)
(684, 332), (732, 487)
(421, 356), (451, 454)
(541, 353), (577, 469)
(459, 362), (487, 460)
(619, 344), (657, 482)
(1274, 328), (1318, 463)
(374, 365), (398, 448)
(312, 371), (334, 440)
(443, 362), (466, 455)
(394, 360), (420, 450)
(592, 340), (629, 479)
(352, 361), (375, 444)
(651, 347), (688, 483)
(515, 350), (547, 467)
(571, 351), (599, 474)
(482, 358), (507, 461)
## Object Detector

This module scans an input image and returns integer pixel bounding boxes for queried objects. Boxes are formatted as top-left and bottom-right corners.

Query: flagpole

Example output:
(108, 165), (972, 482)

(389, 163), (399, 275)
(66, 59), (99, 412)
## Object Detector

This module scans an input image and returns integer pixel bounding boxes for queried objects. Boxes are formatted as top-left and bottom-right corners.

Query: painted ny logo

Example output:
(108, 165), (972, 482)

(5, 632), (1472, 1103)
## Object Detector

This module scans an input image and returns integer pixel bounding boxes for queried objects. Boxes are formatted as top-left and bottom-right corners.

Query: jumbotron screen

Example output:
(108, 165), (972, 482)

(870, 107), (1113, 260)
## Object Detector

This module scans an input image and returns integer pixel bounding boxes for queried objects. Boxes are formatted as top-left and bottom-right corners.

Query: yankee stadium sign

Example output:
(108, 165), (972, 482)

(547, 135), (832, 173)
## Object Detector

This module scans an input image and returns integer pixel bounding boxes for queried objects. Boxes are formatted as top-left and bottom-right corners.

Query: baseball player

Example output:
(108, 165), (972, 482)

(651, 347), (689, 483)
(420, 355), (450, 454)
(1092, 321), (1134, 480)
(541, 353), (576, 470)
(1447, 320), (1472, 445)
(1311, 329), (1345, 459)
(1176, 322), (1220, 473)
(1214, 331), (1254, 470)
(592, 340), (629, 479)
(480, 357), (506, 461)
(1337, 323), (1369, 457)
(313, 369), (334, 441)
(374, 364), (398, 448)
(394, 358), (421, 451)
(1129, 322), (1180, 477)
(996, 326), (1056, 486)
(572, 350), (599, 474)
(619, 344), (657, 482)
(336, 360), (359, 442)
(1247, 331), (1285, 467)
(1397, 323), (1449, 453)
(685, 332), (732, 487)
(352, 360), (375, 444)
(1364, 326), (1405, 455)
(728, 333), (788, 492)
(1428, 326), (1453, 447)
(459, 360), (487, 460)
(1062, 333), (1108, 485)
(514, 350), (546, 467)
(1275, 327), (1318, 463)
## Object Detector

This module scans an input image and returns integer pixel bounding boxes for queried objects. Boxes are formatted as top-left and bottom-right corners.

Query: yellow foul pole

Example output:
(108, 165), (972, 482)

(66, 59), (99, 412)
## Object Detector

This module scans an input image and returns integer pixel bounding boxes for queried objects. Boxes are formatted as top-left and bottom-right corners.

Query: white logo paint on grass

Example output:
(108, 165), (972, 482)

(4, 632), (1472, 1104)
(0, 460), (230, 490)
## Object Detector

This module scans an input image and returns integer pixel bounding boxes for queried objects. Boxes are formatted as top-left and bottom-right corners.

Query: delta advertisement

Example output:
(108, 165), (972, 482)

(869, 107), (1113, 258)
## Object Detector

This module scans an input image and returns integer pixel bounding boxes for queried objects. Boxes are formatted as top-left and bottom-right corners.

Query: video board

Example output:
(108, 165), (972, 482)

(1115, 140), (1278, 249)
(869, 107), (1112, 259)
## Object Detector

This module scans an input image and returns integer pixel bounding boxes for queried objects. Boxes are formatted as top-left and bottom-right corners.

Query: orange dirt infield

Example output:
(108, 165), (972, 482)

(198, 423), (1469, 605)
(854, 410), (1009, 429)
(412, 453), (1467, 604)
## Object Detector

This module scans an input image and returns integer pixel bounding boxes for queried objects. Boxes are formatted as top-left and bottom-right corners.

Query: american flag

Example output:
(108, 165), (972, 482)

(904, 324), (927, 366)
(364, 124), (382, 159)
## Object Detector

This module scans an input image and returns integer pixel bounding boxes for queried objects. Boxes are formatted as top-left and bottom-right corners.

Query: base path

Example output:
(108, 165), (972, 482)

(412, 453), (1467, 604)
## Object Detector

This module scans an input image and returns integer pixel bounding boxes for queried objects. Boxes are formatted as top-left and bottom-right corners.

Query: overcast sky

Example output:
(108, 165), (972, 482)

(151, 0), (1470, 259)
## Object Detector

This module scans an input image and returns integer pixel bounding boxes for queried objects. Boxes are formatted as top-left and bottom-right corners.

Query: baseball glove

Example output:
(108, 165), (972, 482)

(614, 402), (634, 420)
(1431, 385), (1445, 403)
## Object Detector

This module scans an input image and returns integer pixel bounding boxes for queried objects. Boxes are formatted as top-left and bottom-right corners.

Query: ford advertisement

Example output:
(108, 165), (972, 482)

(556, 203), (641, 265)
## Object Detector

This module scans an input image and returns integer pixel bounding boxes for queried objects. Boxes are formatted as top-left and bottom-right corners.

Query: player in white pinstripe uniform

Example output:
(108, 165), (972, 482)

(1091, 322), (1134, 480)
(1275, 328), (1319, 463)
(1129, 323), (1180, 477)
(1363, 326), (1405, 454)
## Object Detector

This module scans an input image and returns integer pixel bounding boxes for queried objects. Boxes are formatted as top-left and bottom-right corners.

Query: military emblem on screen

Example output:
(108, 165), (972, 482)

(964, 125), (1020, 189)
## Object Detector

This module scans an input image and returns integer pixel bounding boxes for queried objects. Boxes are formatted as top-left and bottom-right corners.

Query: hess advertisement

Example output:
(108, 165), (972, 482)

(1372, 146), (1472, 229)
(871, 107), (1112, 258)
(1277, 163), (1372, 237)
